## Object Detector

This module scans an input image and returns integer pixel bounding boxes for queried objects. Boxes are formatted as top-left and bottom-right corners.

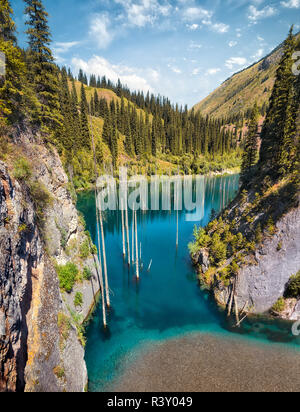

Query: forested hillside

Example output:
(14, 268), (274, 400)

(0, 0), (242, 191)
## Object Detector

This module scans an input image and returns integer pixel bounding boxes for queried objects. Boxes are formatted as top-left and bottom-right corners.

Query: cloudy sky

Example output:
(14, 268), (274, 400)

(11, 0), (300, 107)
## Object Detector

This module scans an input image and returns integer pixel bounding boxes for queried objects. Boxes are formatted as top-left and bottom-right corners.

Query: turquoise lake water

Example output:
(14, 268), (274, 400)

(77, 174), (300, 392)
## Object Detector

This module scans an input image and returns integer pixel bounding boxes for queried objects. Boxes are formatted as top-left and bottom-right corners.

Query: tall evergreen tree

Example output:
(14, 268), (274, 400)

(260, 27), (296, 175)
(24, 0), (62, 134)
(241, 103), (259, 184)
(0, 0), (25, 123)
(79, 83), (90, 149)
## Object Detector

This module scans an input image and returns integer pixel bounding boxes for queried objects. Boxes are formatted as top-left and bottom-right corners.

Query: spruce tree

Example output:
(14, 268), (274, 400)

(79, 83), (90, 149)
(260, 27), (296, 175)
(241, 103), (259, 184)
(0, 0), (25, 124)
(24, 0), (62, 134)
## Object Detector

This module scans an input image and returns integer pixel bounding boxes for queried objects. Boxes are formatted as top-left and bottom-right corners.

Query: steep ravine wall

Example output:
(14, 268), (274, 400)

(0, 128), (100, 392)
(214, 203), (300, 319)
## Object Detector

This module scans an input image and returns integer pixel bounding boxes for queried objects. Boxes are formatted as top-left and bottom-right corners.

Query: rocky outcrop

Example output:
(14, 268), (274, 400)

(214, 203), (300, 319)
(0, 127), (100, 392)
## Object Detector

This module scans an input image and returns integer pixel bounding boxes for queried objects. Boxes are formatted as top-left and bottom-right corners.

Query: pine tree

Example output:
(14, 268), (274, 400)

(260, 27), (296, 175)
(24, 0), (62, 134)
(0, 0), (25, 124)
(0, 0), (16, 42)
(79, 83), (90, 149)
(241, 103), (259, 184)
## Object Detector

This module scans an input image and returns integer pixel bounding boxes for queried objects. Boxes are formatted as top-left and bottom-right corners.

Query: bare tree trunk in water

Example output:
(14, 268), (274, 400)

(99, 207), (110, 308)
(121, 199), (126, 258)
(135, 210), (139, 279)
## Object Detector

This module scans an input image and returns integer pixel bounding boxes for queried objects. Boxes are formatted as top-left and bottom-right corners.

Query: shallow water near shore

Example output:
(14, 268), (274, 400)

(77, 175), (300, 393)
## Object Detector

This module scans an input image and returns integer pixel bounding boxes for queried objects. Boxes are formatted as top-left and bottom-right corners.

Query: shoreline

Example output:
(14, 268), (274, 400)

(107, 332), (300, 393)
(75, 169), (241, 193)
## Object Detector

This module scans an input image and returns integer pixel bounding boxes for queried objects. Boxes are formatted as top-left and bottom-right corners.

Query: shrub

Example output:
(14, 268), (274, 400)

(29, 181), (53, 224)
(83, 267), (92, 281)
(13, 157), (32, 181)
(285, 271), (300, 299)
(74, 292), (83, 308)
(53, 365), (65, 379)
(210, 233), (227, 265)
(56, 262), (78, 293)
(272, 297), (285, 313)
(79, 239), (90, 259)
(266, 216), (276, 235)
(57, 312), (71, 350)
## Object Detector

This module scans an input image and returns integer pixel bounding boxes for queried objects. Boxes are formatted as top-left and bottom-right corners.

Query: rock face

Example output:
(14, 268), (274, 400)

(0, 127), (100, 392)
(235, 205), (300, 314)
(214, 203), (300, 317)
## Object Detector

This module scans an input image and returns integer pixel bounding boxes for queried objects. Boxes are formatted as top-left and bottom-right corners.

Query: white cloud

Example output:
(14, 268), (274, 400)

(192, 68), (201, 75)
(248, 5), (277, 23)
(183, 7), (213, 21)
(115, 0), (172, 28)
(281, 0), (300, 8)
(252, 48), (265, 60)
(228, 40), (237, 47)
(201, 18), (230, 34)
(225, 57), (247, 69)
(89, 14), (113, 49)
(210, 22), (230, 33)
(186, 23), (199, 30)
(206, 68), (221, 75)
(72, 55), (154, 93)
(53, 41), (80, 54)
(53, 41), (80, 63)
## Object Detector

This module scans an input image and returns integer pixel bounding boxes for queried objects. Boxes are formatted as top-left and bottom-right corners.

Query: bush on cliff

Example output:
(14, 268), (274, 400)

(285, 271), (300, 299)
(56, 262), (78, 293)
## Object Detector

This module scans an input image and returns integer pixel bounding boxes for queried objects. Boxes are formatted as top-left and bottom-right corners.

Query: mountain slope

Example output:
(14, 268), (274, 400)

(193, 33), (300, 119)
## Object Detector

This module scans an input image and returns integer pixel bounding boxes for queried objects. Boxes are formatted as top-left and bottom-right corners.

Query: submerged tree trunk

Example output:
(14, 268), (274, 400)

(135, 210), (139, 279)
(89, 119), (107, 327)
(99, 207), (110, 308)
(125, 201), (131, 266)
(121, 200), (126, 258)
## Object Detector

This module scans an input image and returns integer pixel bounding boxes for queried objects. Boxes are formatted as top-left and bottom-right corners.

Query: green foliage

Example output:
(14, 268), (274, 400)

(29, 180), (53, 224)
(13, 157), (32, 181)
(83, 267), (92, 281)
(56, 262), (78, 293)
(57, 312), (71, 350)
(74, 292), (83, 308)
(285, 271), (300, 299)
(266, 216), (276, 235)
(53, 365), (65, 379)
(79, 239), (90, 259)
(24, 0), (62, 135)
(241, 102), (259, 185)
(210, 233), (227, 265)
(260, 27), (299, 177)
(272, 297), (285, 313)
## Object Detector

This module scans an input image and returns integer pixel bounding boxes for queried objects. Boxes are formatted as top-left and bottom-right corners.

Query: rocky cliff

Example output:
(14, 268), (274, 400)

(191, 175), (300, 321)
(214, 202), (300, 318)
(0, 126), (100, 392)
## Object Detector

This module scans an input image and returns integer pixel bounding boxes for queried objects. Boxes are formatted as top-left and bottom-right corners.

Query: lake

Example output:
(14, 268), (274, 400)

(77, 174), (300, 392)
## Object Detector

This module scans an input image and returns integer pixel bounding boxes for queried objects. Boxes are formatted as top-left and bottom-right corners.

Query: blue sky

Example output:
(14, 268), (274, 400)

(11, 0), (300, 107)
